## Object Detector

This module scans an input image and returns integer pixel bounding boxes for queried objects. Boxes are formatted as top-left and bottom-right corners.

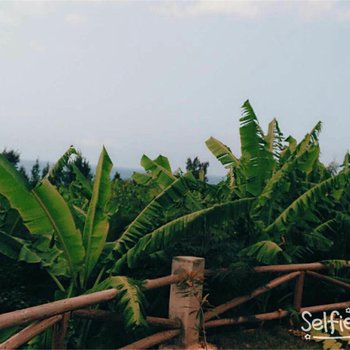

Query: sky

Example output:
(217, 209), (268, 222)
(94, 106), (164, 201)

(0, 1), (349, 176)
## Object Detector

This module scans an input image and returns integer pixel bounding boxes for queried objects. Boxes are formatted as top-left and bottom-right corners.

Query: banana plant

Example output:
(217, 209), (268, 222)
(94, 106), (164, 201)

(205, 100), (350, 265)
(108, 153), (254, 274)
(0, 145), (250, 336)
(0, 147), (146, 340)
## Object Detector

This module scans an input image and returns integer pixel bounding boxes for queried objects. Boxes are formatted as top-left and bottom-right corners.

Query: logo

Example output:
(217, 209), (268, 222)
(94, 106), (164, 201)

(301, 308), (350, 340)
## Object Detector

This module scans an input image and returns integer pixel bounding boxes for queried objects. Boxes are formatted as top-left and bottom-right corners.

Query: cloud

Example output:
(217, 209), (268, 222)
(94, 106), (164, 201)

(0, 2), (54, 57)
(64, 13), (88, 25)
(153, 0), (350, 22)
(295, 1), (336, 21)
(0, 2), (56, 27)
(0, 3), (86, 56)
(0, 3), (87, 28)
(154, 1), (261, 19)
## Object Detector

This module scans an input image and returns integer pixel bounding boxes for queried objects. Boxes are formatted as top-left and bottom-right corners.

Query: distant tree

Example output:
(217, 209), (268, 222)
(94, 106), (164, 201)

(186, 156), (209, 182)
(1, 149), (21, 167)
(327, 161), (340, 176)
(1, 149), (29, 181)
(52, 154), (93, 187)
(29, 159), (41, 188)
(42, 163), (50, 178)
(74, 155), (93, 180)
(113, 170), (121, 181)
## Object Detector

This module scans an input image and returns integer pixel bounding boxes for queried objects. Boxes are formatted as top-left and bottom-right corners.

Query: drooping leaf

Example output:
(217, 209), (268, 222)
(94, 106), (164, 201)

(18, 244), (42, 263)
(113, 176), (198, 258)
(205, 136), (239, 169)
(240, 240), (286, 264)
(0, 155), (53, 237)
(132, 172), (152, 186)
(32, 179), (85, 277)
(89, 276), (147, 330)
(0, 230), (24, 259)
(139, 154), (175, 189)
(113, 198), (253, 273)
(265, 171), (349, 237)
(301, 218), (336, 252)
(335, 212), (350, 227)
(0, 229), (69, 277)
(205, 136), (240, 189)
(304, 232), (333, 252)
(46, 146), (78, 181)
(153, 155), (172, 173)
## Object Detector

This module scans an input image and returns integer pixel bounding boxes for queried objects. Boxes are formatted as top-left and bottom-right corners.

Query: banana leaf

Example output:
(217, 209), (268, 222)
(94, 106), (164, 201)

(239, 100), (274, 196)
(0, 155), (53, 237)
(32, 179), (85, 278)
(82, 147), (112, 285)
(112, 198), (253, 273)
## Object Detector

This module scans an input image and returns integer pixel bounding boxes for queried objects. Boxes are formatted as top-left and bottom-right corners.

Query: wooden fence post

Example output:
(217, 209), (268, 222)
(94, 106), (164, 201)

(51, 312), (70, 349)
(168, 256), (205, 348)
(293, 271), (305, 312)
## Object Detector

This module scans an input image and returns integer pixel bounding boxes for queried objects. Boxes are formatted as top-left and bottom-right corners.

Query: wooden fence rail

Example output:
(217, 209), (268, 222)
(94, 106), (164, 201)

(204, 271), (300, 322)
(0, 257), (349, 350)
(0, 316), (62, 350)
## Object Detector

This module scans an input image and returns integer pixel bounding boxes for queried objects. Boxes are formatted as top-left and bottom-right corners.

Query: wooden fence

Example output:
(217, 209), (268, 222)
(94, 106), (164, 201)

(0, 257), (349, 349)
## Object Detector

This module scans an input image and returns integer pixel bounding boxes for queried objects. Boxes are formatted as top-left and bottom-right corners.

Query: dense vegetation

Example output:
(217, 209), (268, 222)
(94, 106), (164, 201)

(0, 101), (349, 348)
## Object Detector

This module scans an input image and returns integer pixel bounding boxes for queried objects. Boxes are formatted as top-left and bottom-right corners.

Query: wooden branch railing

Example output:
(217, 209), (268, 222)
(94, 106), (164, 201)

(120, 329), (181, 350)
(205, 261), (350, 275)
(0, 268), (188, 350)
(306, 270), (350, 290)
(0, 316), (62, 350)
(293, 271), (305, 312)
(0, 258), (349, 350)
(204, 271), (300, 321)
(204, 301), (350, 329)
(0, 289), (118, 330)
(72, 309), (181, 329)
(52, 312), (70, 349)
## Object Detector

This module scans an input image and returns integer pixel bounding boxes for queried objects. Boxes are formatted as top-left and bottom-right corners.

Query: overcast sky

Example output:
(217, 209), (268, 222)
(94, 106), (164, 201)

(0, 1), (349, 175)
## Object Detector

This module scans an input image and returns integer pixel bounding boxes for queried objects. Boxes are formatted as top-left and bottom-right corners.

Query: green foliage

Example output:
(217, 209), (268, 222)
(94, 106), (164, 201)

(48, 147), (92, 188)
(205, 137), (239, 169)
(81, 147), (112, 286)
(113, 176), (199, 258)
(0, 100), (349, 349)
(239, 100), (274, 196)
(240, 240), (287, 264)
(32, 178), (85, 279)
(0, 147), (151, 348)
(0, 154), (53, 237)
(265, 171), (348, 237)
(91, 276), (147, 330)
(186, 157), (209, 182)
(107, 179), (150, 240)
(133, 154), (175, 190)
(205, 100), (349, 267)
(112, 198), (253, 273)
